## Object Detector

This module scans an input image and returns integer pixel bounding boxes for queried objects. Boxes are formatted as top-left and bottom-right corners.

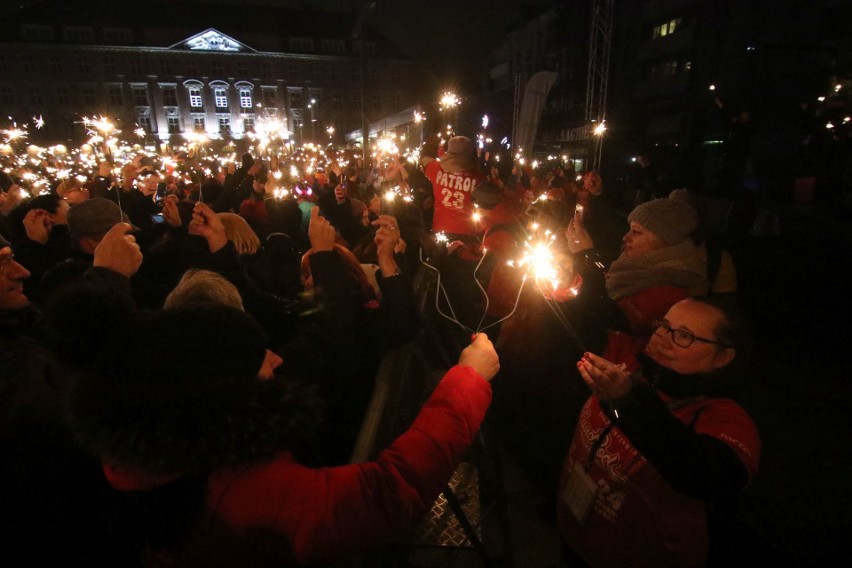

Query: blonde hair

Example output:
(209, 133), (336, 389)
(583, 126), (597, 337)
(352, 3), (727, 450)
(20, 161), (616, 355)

(217, 212), (261, 255)
(164, 269), (244, 311)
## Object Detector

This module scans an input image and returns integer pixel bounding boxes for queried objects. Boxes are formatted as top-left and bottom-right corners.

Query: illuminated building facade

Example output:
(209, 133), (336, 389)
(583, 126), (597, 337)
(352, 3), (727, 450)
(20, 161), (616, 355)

(0, 1), (415, 148)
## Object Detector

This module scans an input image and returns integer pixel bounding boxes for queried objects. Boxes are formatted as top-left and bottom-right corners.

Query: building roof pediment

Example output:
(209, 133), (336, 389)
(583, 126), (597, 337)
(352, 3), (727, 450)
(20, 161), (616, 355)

(171, 28), (255, 53)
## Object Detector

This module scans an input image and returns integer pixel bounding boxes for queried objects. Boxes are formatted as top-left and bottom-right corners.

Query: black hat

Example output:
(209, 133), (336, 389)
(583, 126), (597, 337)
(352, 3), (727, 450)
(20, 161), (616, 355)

(472, 180), (504, 210)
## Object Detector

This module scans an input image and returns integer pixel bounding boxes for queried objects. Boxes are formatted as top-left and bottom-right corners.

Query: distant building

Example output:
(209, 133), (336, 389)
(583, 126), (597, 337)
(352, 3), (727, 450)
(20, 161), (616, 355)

(0, 0), (415, 148)
(482, 0), (851, 195)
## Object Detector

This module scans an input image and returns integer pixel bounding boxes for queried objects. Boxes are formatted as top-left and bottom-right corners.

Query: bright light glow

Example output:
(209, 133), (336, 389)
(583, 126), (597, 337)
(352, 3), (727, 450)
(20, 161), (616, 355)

(709, 84), (716, 91)
(818, 96), (826, 102)
(440, 91), (460, 109)
(482, 114), (489, 129)
(593, 122), (607, 136)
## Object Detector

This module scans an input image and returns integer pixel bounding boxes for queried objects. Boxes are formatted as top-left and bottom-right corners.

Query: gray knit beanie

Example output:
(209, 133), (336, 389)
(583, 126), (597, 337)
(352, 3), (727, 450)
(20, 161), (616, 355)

(627, 198), (698, 246)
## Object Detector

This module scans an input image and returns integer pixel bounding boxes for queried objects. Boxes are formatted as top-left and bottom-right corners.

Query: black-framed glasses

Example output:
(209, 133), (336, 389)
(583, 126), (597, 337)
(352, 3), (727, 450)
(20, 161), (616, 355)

(652, 320), (730, 348)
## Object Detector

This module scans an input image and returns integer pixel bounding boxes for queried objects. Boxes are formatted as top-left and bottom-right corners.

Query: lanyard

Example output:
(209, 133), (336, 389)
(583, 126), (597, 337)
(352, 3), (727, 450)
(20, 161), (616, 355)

(584, 422), (615, 473)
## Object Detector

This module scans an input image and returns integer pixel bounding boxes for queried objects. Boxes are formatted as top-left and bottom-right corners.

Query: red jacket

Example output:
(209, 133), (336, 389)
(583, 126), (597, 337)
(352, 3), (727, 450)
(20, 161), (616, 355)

(105, 365), (492, 565)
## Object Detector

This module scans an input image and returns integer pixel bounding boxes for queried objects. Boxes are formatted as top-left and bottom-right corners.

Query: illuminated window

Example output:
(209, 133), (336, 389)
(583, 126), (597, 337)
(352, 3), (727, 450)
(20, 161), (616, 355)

(652, 18), (681, 39)
(239, 86), (253, 108)
(218, 116), (231, 133)
(243, 117), (255, 132)
(193, 116), (205, 132)
(214, 87), (228, 109)
(188, 87), (202, 108)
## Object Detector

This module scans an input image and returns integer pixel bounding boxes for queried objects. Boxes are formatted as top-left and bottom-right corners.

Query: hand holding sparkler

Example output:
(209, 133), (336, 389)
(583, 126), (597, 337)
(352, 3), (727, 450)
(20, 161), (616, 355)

(23, 208), (53, 244)
(162, 195), (182, 227)
(308, 206), (335, 252)
(93, 222), (142, 278)
(582, 170), (603, 195)
(458, 333), (500, 382)
(576, 352), (631, 401)
(189, 202), (227, 253)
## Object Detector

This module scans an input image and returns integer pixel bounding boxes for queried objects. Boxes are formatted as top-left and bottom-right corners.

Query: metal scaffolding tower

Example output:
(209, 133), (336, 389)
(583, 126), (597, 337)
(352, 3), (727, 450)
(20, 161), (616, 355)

(585, 0), (614, 170)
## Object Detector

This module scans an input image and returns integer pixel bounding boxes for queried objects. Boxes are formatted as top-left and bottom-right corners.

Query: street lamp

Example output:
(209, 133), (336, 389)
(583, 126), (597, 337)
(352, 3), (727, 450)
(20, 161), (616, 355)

(307, 98), (317, 142)
(326, 125), (334, 144)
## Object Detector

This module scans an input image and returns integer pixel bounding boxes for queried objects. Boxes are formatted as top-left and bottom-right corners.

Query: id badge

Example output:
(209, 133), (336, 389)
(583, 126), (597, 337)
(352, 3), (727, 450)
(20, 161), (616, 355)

(561, 463), (599, 525)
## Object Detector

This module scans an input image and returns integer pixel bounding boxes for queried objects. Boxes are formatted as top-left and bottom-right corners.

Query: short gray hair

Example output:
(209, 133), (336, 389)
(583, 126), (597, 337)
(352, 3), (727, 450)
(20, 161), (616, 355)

(164, 269), (244, 311)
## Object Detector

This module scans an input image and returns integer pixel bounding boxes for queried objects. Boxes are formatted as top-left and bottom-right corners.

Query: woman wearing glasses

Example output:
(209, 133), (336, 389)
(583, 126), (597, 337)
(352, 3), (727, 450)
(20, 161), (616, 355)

(557, 297), (760, 567)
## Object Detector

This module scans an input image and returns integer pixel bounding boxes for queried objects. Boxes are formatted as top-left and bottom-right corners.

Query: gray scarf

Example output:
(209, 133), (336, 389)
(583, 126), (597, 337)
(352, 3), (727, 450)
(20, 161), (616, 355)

(605, 239), (708, 301)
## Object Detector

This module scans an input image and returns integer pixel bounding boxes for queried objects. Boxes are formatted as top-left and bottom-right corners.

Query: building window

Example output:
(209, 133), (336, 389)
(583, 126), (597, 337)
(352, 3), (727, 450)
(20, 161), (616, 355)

(218, 116), (231, 133)
(212, 61), (224, 77)
(330, 65), (342, 83)
(289, 37), (314, 52)
(652, 18), (681, 39)
(51, 58), (64, 74)
(1, 86), (14, 105)
(371, 93), (381, 113)
(237, 61), (248, 77)
(188, 87), (202, 108)
(239, 86), (253, 109)
(262, 62), (272, 77)
(109, 85), (123, 106)
(129, 58), (143, 75)
(56, 87), (69, 105)
(31, 87), (43, 105)
(64, 26), (94, 42)
(104, 57), (116, 74)
(139, 116), (152, 133)
(160, 59), (172, 75)
(192, 115), (206, 132)
(22, 54), (34, 73)
(167, 117), (181, 134)
(162, 86), (178, 106)
(187, 60), (198, 76)
(262, 88), (276, 108)
(321, 39), (345, 54)
(649, 60), (680, 77)
(21, 24), (54, 42)
(332, 92), (343, 111)
(78, 57), (91, 74)
(103, 27), (133, 44)
(243, 117), (255, 132)
(82, 87), (96, 105)
(214, 87), (228, 109)
(132, 87), (149, 106)
(289, 89), (302, 109)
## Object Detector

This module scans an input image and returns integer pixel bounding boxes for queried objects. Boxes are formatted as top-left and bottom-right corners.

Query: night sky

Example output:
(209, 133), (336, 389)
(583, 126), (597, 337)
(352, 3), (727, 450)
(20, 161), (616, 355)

(1, 0), (554, 91)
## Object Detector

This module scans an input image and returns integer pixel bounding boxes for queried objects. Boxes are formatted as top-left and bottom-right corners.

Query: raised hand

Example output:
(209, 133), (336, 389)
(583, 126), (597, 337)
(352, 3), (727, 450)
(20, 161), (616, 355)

(93, 222), (143, 277)
(459, 333), (500, 382)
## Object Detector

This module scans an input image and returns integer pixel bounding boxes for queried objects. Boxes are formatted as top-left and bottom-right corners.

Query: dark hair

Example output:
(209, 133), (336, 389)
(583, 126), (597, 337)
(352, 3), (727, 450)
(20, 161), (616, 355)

(688, 296), (752, 387)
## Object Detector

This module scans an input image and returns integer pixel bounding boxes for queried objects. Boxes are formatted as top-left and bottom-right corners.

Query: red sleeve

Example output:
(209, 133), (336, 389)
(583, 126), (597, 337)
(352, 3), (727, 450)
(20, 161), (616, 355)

(423, 160), (440, 184)
(691, 400), (761, 480)
(208, 365), (492, 564)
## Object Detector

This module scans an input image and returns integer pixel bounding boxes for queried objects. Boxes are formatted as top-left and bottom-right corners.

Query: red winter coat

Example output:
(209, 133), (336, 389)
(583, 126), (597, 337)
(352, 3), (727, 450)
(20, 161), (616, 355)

(105, 365), (492, 566)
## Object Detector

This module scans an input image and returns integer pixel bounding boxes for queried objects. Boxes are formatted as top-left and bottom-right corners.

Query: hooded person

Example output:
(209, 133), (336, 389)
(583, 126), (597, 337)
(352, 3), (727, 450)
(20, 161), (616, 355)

(45, 244), (500, 566)
(568, 197), (708, 335)
(423, 136), (486, 238)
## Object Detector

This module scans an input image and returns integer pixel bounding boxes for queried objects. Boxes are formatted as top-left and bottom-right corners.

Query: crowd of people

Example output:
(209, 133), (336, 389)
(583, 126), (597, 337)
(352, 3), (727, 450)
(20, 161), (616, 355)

(1, 133), (760, 566)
